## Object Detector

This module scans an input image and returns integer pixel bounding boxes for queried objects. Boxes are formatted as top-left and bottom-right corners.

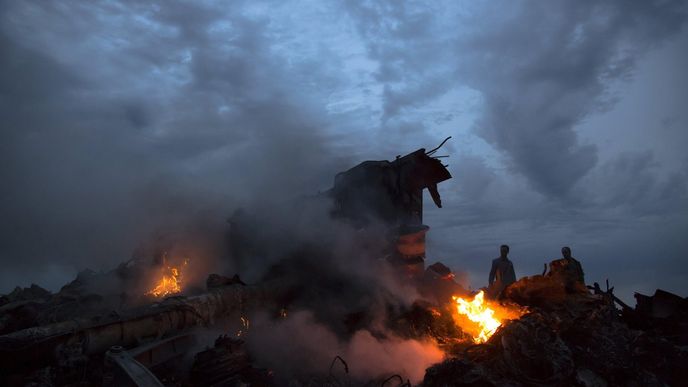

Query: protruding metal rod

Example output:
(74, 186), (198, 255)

(426, 136), (452, 155)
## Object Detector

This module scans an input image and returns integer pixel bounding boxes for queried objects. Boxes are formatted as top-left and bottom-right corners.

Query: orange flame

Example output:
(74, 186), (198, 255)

(146, 259), (188, 297)
(236, 316), (250, 337)
(452, 290), (523, 343)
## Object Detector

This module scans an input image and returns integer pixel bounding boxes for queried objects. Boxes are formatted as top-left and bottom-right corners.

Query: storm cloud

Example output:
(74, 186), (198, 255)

(1, 0), (687, 302)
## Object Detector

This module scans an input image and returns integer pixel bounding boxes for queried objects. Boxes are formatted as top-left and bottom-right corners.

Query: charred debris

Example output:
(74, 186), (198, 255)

(1, 139), (686, 386)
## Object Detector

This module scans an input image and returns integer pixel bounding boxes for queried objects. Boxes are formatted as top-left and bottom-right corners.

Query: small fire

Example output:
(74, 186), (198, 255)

(146, 259), (189, 298)
(236, 316), (250, 337)
(452, 290), (523, 344)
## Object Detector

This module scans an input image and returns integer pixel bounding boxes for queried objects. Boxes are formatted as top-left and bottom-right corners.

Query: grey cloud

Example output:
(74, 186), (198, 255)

(458, 0), (687, 197)
(574, 150), (688, 218)
(1, 0), (687, 304)
(344, 1), (454, 124)
(0, 1), (343, 291)
(596, 151), (658, 208)
(345, 0), (687, 197)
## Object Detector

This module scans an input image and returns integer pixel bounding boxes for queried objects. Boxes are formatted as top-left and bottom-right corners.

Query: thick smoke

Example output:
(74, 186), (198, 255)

(246, 311), (444, 384)
(225, 194), (447, 382)
(0, 1), (349, 292)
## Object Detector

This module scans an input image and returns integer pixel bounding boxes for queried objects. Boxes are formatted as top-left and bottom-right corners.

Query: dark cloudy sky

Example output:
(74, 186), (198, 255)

(1, 1), (687, 302)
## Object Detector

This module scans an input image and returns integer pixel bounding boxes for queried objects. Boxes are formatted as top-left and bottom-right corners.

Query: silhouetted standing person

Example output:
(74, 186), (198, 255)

(547, 246), (586, 293)
(488, 245), (516, 298)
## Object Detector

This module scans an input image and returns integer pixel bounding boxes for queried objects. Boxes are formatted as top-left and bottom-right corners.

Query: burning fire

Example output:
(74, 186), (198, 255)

(236, 316), (250, 337)
(146, 259), (189, 298)
(452, 290), (523, 344)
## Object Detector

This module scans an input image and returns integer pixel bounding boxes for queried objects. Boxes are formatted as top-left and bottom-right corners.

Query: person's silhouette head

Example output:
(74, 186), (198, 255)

(562, 246), (572, 259)
(500, 244), (509, 258)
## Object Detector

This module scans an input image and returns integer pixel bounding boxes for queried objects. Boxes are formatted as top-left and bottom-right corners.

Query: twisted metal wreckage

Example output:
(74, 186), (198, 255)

(1, 138), (687, 386)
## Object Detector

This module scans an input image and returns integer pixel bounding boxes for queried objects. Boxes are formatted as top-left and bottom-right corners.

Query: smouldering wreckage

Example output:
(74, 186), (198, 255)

(1, 139), (687, 386)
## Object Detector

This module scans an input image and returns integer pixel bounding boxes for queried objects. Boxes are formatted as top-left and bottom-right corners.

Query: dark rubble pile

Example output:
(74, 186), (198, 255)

(2, 256), (686, 386)
(0, 259), (181, 336)
(422, 275), (688, 387)
(185, 336), (273, 386)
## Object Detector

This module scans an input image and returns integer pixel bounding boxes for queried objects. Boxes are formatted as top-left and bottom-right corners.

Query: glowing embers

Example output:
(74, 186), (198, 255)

(236, 316), (250, 337)
(452, 290), (524, 344)
(146, 259), (189, 298)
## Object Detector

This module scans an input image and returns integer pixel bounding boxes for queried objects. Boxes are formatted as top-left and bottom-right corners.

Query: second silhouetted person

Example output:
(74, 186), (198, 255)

(488, 244), (516, 297)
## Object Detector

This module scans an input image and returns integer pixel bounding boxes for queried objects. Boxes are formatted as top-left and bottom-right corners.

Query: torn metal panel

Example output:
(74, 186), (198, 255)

(330, 147), (452, 227)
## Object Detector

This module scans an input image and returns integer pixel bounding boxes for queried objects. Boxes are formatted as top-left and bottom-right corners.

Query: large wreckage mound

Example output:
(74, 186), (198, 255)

(2, 265), (685, 386)
(424, 275), (688, 387)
